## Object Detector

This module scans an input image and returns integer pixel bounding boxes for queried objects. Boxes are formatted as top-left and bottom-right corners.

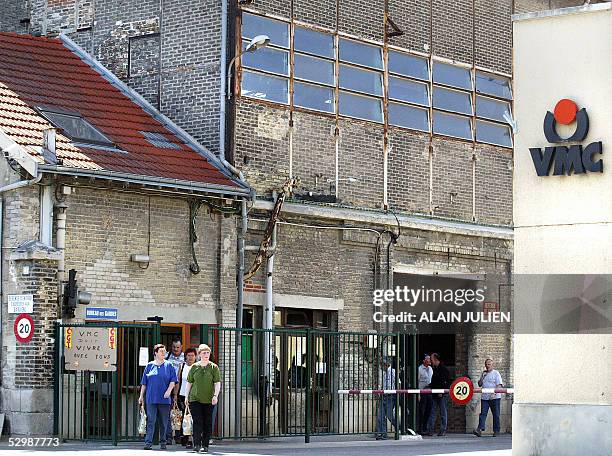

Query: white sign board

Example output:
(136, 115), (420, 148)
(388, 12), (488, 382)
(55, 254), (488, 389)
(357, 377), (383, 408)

(139, 347), (150, 366)
(8, 295), (33, 314)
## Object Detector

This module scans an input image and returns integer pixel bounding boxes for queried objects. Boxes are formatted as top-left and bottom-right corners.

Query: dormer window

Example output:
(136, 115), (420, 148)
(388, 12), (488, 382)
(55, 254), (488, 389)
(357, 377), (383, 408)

(39, 107), (114, 146)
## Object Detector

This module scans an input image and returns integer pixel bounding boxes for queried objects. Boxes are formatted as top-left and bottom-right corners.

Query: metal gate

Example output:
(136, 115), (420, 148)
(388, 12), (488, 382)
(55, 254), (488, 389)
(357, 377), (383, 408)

(203, 327), (417, 442)
(53, 322), (160, 444)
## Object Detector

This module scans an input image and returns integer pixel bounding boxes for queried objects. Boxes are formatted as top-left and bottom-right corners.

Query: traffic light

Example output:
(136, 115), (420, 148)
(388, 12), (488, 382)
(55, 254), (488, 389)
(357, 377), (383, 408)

(63, 269), (92, 318)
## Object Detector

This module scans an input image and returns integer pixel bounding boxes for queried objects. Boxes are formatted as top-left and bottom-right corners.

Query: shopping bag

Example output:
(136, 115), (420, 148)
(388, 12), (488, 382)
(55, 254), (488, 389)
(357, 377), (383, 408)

(182, 403), (193, 436)
(138, 405), (147, 435)
(171, 402), (183, 431)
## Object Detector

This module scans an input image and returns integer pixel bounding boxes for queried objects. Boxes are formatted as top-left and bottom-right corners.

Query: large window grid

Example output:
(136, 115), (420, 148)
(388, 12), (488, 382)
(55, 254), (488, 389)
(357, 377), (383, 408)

(239, 12), (512, 148)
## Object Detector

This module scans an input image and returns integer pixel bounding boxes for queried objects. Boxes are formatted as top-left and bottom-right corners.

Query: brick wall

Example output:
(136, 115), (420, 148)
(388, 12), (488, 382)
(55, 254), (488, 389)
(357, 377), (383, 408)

(0, 0), (30, 33)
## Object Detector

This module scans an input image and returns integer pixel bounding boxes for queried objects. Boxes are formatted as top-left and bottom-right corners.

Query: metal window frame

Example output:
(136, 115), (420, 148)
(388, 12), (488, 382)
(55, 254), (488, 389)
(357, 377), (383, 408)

(293, 52), (336, 87)
(37, 107), (115, 147)
(240, 44), (291, 77)
(338, 63), (384, 98)
(475, 95), (511, 123)
(241, 69), (290, 105)
(241, 11), (290, 49)
(293, 81), (336, 114)
(293, 25), (336, 60)
(387, 49), (430, 82)
(475, 70), (513, 100)
(387, 101), (430, 133)
(432, 110), (473, 141)
(388, 75), (430, 107)
(431, 59), (473, 91)
(432, 85), (474, 116)
(338, 90), (384, 124)
(338, 37), (384, 70)
(475, 119), (513, 148)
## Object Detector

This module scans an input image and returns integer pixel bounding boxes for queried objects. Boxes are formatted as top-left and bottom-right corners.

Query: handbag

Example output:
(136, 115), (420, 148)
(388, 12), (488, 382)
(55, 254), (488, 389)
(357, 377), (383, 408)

(182, 403), (193, 436)
(138, 405), (147, 435)
(171, 401), (183, 431)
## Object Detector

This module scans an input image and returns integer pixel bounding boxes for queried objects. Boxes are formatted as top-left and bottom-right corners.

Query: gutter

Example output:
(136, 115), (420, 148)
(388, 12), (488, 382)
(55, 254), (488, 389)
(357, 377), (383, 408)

(38, 164), (251, 198)
(58, 33), (250, 192)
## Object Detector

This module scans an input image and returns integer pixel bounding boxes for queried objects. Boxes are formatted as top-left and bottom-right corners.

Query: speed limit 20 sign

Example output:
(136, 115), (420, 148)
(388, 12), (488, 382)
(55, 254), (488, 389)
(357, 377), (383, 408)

(450, 376), (474, 405)
(14, 313), (34, 343)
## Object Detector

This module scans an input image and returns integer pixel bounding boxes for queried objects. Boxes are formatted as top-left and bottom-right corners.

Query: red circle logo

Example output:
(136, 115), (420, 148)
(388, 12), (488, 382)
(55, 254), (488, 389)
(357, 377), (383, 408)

(14, 313), (34, 343)
(553, 99), (578, 125)
(449, 376), (474, 406)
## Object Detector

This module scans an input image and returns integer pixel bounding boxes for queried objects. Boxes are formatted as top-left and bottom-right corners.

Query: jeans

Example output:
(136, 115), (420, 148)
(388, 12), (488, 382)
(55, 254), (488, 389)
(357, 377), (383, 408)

(376, 395), (397, 436)
(145, 403), (170, 446)
(190, 401), (214, 449)
(478, 398), (501, 433)
(418, 394), (433, 433)
(427, 394), (448, 433)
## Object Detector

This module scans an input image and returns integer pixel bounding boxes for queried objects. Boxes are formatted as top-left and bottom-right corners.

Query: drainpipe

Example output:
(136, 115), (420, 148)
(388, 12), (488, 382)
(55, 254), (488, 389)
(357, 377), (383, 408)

(235, 198), (247, 437)
(219, 0), (229, 160)
(264, 223), (277, 397)
(55, 201), (68, 285)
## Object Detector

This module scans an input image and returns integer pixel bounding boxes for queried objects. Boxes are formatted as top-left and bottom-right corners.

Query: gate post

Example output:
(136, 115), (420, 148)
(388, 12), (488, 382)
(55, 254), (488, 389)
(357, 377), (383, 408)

(395, 333), (400, 441)
(304, 328), (311, 444)
(53, 321), (61, 436)
(111, 369), (118, 446)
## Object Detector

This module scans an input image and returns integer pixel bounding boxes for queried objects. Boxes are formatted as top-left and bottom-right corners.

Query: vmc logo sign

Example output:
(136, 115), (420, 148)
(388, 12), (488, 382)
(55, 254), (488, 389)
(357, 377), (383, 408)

(530, 99), (603, 176)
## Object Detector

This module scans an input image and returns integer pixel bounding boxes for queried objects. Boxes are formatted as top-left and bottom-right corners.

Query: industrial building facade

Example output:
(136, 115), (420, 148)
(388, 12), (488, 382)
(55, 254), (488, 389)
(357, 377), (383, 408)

(0, 0), (599, 437)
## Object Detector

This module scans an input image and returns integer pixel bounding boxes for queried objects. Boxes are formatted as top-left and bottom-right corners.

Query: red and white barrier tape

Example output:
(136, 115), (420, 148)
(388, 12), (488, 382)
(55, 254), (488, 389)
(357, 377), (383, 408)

(337, 388), (513, 395)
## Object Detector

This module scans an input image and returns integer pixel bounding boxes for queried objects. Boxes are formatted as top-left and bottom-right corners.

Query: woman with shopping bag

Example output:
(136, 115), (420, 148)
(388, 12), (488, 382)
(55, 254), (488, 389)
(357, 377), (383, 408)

(184, 344), (221, 454)
(138, 344), (178, 450)
(174, 347), (197, 448)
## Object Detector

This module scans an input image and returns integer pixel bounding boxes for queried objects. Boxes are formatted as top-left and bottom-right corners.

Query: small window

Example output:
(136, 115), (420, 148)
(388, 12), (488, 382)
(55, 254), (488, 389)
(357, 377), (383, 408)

(242, 12), (289, 48)
(476, 120), (512, 147)
(40, 109), (113, 146)
(339, 38), (383, 69)
(294, 27), (334, 59)
(433, 87), (472, 115)
(433, 62), (472, 90)
(476, 96), (510, 123)
(388, 103), (429, 132)
(294, 54), (335, 86)
(241, 70), (288, 104)
(476, 72), (512, 100)
(339, 65), (383, 97)
(339, 92), (383, 123)
(433, 111), (472, 140)
(389, 77), (429, 106)
(388, 51), (429, 81)
(141, 131), (181, 149)
(241, 46), (289, 76)
(294, 82), (334, 113)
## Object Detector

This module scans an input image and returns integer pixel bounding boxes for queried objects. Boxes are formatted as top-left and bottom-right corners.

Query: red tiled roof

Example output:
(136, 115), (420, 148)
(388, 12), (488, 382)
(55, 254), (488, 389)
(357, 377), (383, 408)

(0, 32), (244, 192)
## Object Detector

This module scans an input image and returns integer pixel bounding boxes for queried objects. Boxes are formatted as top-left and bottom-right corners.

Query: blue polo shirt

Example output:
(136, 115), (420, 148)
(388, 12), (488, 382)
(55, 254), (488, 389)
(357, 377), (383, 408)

(141, 361), (178, 405)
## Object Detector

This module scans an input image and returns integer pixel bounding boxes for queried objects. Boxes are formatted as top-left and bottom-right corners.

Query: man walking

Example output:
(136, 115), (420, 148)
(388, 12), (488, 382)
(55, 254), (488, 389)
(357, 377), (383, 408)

(473, 358), (503, 437)
(417, 354), (433, 434)
(425, 353), (451, 436)
(376, 358), (397, 440)
(166, 337), (184, 444)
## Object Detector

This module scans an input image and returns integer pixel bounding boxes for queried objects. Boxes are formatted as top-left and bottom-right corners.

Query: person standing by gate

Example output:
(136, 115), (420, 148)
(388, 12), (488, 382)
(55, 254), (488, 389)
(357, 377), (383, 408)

(185, 344), (221, 454)
(375, 358), (397, 440)
(473, 358), (503, 437)
(166, 337), (185, 444)
(417, 354), (433, 434)
(139, 344), (178, 450)
(425, 352), (451, 437)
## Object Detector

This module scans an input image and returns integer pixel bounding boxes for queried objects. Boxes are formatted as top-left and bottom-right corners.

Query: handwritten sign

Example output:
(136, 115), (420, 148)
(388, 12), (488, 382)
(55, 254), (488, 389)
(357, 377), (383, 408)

(64, 327), (117, 371)
(8, 295), (33, 314)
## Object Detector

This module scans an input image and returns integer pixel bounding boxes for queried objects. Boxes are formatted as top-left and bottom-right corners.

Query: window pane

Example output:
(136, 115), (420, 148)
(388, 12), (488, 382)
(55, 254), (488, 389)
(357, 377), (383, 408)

(339, 38), (383, 69)
(476, 96), (510, 122)
(294, 27), (334, 58)
(42, 111), (112, 144)
(433, 111), (472, 140)
(242, 46), (288, 75)
(242, 12), (289, 48)
(476, 120), (512, 147)
(388, 103), (429, 132)
(294, 53), (334, 86)
(241, 71), (288, 104)
(388, 51), (429, 80)
(389, 77), (429, 106)
(339, 92), (383, 123)
(294, 82), (334, 113)
(339, 65), (383, 97)
(433, 87), (472, 115)
(432, 61), (472, 90)
(476, 72), (512, 99)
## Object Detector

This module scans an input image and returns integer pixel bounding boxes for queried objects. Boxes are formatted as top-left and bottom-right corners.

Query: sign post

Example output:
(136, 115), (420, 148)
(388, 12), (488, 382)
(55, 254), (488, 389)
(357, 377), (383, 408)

(14, 313), (34, 343)
(449, 376), (474, 406)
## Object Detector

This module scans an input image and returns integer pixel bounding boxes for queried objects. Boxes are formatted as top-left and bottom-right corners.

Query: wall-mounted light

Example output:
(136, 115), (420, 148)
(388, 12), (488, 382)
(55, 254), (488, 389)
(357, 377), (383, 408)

(130, 254), (150, 267)
(227, 35), (270, 99)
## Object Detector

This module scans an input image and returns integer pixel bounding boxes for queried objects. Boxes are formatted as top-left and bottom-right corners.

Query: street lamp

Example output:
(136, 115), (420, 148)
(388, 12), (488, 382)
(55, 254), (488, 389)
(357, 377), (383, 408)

(226, 34), (270, 99)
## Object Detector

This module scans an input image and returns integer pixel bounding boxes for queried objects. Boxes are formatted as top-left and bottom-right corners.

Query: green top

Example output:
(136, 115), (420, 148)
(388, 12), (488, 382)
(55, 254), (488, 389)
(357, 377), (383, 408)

(187, 362), (221, 404)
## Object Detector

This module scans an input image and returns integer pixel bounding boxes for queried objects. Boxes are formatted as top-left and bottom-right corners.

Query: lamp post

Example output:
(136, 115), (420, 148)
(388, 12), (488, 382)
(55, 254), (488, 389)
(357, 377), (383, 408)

(226, 34), (270, 99)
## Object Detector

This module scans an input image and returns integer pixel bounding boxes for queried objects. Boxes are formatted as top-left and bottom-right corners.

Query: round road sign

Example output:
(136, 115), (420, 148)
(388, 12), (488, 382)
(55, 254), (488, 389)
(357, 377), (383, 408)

(14, 313), (34, 343)
(450, 376), (474, 405)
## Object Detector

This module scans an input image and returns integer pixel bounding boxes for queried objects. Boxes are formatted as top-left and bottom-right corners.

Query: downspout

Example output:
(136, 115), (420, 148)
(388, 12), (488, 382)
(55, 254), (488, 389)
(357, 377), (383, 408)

(219, 0), (229, 160)
(235, 198), (247, 437)
(264, 223), (277, 396)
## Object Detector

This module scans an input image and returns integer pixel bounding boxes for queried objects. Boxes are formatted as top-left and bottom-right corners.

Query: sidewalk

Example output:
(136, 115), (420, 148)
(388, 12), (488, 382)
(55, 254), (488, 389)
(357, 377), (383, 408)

(0, 434), (512, 456)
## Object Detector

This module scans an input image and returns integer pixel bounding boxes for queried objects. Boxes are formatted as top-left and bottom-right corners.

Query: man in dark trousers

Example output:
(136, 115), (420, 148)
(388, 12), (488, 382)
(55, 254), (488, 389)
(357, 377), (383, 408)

(425, 352), (451, 436)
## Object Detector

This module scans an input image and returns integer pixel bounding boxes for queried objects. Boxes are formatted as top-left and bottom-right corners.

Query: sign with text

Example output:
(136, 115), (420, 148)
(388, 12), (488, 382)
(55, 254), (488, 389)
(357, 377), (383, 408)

(64, 327), (117, 371)
(8, 295), (33, 314)
(14, 313), (34, 343)
(85, 307), (118, 320)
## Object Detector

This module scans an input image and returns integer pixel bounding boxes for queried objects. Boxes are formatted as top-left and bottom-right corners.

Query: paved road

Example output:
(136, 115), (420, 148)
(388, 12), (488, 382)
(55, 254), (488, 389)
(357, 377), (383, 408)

(0, 434), (511, 456)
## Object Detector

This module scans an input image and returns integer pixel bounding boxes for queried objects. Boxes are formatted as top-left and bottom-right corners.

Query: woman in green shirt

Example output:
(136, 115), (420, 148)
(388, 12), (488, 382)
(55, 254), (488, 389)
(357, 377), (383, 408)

(185, 344), (221, 454)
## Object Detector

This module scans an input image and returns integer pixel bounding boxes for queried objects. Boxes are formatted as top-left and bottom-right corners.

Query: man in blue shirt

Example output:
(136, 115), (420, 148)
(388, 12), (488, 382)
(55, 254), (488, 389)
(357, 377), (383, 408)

(139, 344), (178, 450)
(376, 358), (398, 440)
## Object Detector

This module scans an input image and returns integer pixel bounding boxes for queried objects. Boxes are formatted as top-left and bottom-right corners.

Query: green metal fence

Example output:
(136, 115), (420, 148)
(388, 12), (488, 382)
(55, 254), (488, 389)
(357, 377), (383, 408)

(53, 322), (160, 444)
(54, 323), (417, 443)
